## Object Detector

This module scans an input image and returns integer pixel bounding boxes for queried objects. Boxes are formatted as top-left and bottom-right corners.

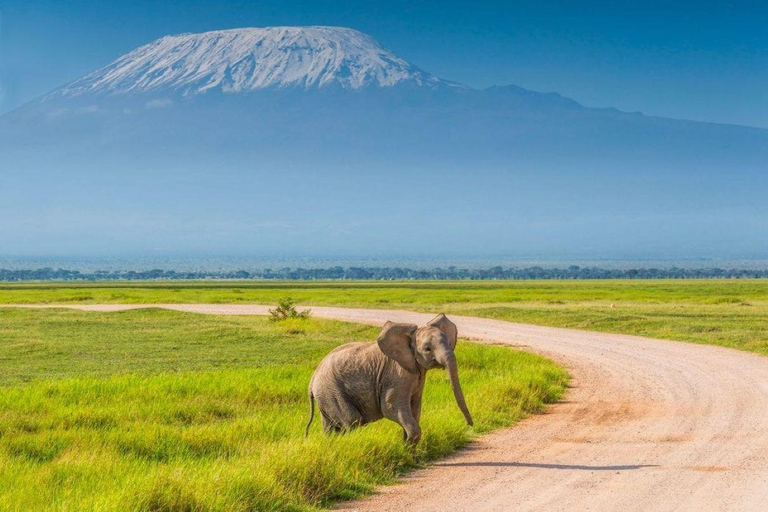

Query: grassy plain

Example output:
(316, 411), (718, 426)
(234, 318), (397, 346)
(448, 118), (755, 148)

(0, 308), (567, 510)
(1, 279), (767, 355)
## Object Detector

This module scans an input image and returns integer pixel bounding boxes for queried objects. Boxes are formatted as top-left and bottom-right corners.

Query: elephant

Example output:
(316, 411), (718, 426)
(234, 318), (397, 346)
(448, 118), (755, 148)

(305, 313), (473, 445)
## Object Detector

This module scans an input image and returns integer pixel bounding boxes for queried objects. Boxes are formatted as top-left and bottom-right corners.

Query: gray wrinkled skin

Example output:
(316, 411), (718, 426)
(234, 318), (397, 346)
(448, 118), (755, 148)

(306, 314), (473, 445)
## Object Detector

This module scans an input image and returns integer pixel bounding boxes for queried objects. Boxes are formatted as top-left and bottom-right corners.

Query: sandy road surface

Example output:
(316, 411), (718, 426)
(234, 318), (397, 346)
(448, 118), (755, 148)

(10, 304), (768, 511)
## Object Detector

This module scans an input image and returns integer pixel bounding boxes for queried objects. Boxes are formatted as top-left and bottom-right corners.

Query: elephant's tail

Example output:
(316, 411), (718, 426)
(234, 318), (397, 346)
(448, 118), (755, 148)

(305, 388), (315, 438)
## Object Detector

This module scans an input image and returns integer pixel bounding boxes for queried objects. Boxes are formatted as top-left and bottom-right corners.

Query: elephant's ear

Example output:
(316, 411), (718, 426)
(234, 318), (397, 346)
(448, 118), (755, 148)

(377, 321), (419, 373)
(428, 313), (458, 350)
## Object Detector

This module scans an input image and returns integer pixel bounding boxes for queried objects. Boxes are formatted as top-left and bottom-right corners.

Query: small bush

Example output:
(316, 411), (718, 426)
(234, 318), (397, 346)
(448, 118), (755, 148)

(268, 298), (311, 322)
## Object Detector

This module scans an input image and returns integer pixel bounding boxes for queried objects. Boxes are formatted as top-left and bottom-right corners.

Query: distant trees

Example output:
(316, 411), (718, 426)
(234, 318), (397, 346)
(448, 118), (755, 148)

(1, 265), (767, 282)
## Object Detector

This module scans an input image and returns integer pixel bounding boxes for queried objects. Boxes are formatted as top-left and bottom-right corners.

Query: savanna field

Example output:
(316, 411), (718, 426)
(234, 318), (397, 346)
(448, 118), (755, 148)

(2, 279), (768, 510)
(0, 307), (567, 510)
(2, 279), (767, 353)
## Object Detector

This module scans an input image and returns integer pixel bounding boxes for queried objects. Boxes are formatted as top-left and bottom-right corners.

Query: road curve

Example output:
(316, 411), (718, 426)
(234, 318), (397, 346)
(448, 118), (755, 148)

(11, 304), (768, 511)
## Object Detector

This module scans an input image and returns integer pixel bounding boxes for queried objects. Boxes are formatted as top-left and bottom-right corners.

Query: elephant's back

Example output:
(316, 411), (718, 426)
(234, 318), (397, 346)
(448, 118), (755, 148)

(311, 342), (374, 384)
(327, 341), (370, 357)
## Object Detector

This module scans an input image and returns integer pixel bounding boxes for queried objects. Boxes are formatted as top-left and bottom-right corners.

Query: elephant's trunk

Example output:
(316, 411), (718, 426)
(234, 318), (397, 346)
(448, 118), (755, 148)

(442, 350), (473, 426)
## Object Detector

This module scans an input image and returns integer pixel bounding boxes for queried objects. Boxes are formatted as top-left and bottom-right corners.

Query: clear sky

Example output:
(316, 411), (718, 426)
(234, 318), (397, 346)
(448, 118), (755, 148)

(1, 0), (767, 127)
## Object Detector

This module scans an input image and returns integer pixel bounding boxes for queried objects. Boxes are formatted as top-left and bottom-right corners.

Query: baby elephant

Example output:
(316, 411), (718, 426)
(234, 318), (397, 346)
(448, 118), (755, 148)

(305, 314), (473, 445)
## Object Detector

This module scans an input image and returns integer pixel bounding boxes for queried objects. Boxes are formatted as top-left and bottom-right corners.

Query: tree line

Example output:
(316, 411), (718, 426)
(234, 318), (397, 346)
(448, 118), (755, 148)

(1, 265), (767, 281)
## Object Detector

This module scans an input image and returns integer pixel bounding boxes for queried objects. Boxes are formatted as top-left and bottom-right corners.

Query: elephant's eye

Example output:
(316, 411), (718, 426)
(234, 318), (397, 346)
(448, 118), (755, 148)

(425, 346), (431, 352)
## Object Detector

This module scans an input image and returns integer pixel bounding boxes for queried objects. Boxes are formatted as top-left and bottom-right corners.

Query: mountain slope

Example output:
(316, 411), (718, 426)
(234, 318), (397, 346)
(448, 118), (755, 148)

(48, 26), (453, 98)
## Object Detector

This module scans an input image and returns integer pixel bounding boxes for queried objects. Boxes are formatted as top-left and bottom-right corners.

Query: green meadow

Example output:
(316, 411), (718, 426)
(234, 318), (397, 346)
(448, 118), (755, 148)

(2, 279), (766, 509)
(0, 308), (567, 510)
(2, 279), (767, 354)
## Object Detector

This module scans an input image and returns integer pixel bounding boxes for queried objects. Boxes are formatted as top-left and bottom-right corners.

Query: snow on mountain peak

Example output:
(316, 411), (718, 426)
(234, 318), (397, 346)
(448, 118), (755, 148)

(54, 26), (452, 97)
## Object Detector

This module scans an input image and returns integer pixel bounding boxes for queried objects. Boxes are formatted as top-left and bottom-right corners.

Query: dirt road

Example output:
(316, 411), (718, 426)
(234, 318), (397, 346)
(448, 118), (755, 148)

(12, 304), (768, 510)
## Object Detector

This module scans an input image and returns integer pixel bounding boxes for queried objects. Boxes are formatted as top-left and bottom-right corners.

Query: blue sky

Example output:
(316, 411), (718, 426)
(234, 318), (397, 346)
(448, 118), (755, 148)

(1, 0), (767, 127)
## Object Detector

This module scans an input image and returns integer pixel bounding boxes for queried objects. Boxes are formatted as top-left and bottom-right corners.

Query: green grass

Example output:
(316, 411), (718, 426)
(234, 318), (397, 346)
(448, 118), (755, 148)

(0, 308), (568, 510)
(2, 280), (767, 355)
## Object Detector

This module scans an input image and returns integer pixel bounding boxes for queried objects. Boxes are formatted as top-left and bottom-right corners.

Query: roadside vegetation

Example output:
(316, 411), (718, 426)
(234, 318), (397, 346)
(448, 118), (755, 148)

(0, 308), (567, 510)
(2, 279), (767, 355)
(268, 297), (311, 321)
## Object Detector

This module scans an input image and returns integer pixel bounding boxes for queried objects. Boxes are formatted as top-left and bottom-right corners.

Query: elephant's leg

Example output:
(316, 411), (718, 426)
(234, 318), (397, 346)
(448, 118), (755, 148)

(390, 404), (421, 445)
(319, 396), (363, 433)
(402, 413), (421, 446)
(411, 393), (423, 424)
(403, 394), (423, 442)
(333, 395), (364, 430)
(382, 389), (421, 445)
(320, 410), (339, 433)
(341, 409), (364, 430)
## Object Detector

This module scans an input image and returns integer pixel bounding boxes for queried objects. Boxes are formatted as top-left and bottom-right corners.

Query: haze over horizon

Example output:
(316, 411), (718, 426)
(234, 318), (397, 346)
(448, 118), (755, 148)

(2, 4), (766, 262)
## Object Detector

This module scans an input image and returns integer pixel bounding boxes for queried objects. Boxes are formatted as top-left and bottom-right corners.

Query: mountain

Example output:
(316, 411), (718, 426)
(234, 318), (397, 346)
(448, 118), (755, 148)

(48, 27), (454, 97)
(2, 27), (767, 260)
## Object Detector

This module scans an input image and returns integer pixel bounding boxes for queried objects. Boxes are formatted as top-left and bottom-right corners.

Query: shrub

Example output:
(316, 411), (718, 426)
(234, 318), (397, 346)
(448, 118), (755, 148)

(268, 298), (311, 322)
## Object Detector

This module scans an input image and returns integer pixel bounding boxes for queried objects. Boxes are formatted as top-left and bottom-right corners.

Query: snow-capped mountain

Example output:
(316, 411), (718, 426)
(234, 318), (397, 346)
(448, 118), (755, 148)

(50, 26), (452, 98)
(3, 26), (767, 259)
